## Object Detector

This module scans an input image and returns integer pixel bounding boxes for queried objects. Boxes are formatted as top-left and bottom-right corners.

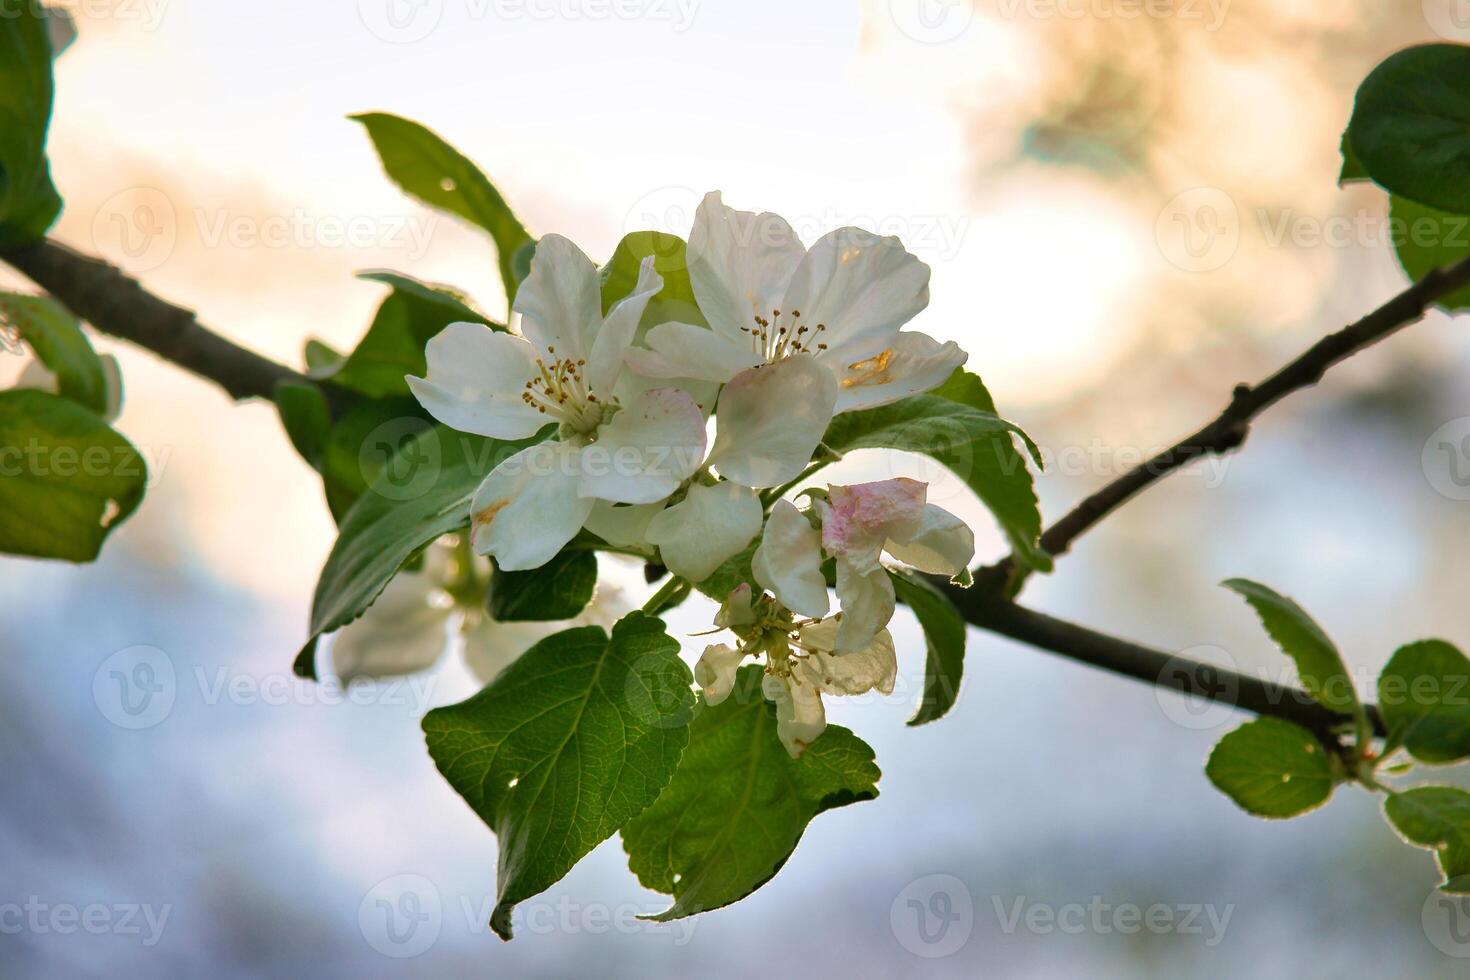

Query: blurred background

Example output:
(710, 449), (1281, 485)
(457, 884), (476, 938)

(4, 0), (1470, 975)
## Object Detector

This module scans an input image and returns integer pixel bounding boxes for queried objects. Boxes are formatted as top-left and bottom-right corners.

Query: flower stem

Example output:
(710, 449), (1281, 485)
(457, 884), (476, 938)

(643, 576), (691, 616)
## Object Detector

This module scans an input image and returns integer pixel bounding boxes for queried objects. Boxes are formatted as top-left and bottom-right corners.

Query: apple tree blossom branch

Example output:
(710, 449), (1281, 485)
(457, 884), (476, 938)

(0, 235), (1451, 742)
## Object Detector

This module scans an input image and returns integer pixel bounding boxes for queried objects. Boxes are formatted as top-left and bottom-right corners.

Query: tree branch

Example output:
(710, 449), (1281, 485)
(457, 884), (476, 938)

(944, 587), (1385, 742)
(0, 238), (336, 407)
(980, 252), (1470, 590)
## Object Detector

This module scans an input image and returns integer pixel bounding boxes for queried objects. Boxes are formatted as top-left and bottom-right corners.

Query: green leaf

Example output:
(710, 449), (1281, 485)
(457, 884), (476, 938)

(1338, 129), (1369, 185)
(693, 541), (756, 602)
(489, 550), (598, 622)
(1384, 787), (1470, 891)
(424, 612), (694, 939)
(272, 380), (331, 471)
(320, 396), (431, 521)
(328, 272), (499, 399)
(1388, 196), (1470, 310)
(823, 391), (1048, 571)
(1222, 578), (1360, 718)
(0, 6), (62, 245)
(1205, 717), (1336, 818)
(304, 338), (346, 377)
(1346, 44), (1470, 214)
(294, 426), (534, 678)
(0, 390), (145, 562)
(599, 231), (707, 331)
(352, 112), (533, 304)
(0, 293), (107, 414)
(1379, 640), (1470, 764)
(891, 570), (967, 726)
(622, 665), (880, 921)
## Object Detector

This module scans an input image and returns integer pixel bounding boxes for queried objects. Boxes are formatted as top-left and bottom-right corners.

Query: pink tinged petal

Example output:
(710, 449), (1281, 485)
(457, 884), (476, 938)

(644, 481), (763, 582)
(406, 324), (547, 440)
(470, 441), (595, 571)
(330, 570), (452, 683)
(885, 503), (975, 577)
(694, 643), (746, 706)
(761, 672), (827, 758)
(751, 499), (829, 619)
(687, 190), (808, 343)
(821, 478), (928, 571)
(624, 321), (764, 384)
(577, 387), (707, 505)
(782, 226), (931, 369)
(832, 330), (969, 415)
(834, 558), (896, 654)
(583, 500), (662, 554)
(512, 233), (602, 361)
(796, 623), (897, 696)
(589, 255), (663, 395)
(706, 357), (837, 489)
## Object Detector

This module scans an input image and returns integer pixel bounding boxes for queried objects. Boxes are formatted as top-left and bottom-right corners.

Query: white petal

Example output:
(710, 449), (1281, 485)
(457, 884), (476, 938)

(407, 324), (546, 440)
(330, 571), (452, 683)
(695, 643), (746, 706)
(834, 558), (896, 654)
(14, 357), (57, 393)
(583, 500), (662, 554)
(706, 357), (836, 489)
(687, 190), (807, 342)
(761, 672), (826, 758)
(715, 583), (757, 629)
(782, 226), (930, 368)
(578, 387), (707, 505)
(832, 330), (968, 414)
(885, 503), (975, 577)
(645, 481), (763, 582)
(752, 499), (829, 619)
(470, 441), (595, 571)
(513, 233), (602, 361)
(460, 616), (559, 687)
(588, 255), (662, 395)
(624, 321), (763, 384)
(796, 624), (897, 696)
(820, 478), (928, 572)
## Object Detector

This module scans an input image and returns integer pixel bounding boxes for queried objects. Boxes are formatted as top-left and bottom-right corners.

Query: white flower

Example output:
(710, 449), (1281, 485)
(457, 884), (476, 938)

(624, 191), (965, 477)
(407, 234), (708, 571)
(330, 538), (630, 685)
(694, 589), (897, 758)
(753, 477), (975, 653)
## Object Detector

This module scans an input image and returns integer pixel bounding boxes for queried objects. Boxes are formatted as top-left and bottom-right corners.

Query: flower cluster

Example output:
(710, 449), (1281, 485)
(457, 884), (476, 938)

(399, 191), (977, 754)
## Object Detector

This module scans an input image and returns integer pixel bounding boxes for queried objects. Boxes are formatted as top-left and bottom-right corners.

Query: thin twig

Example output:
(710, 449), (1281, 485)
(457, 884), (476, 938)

(978, 252), (1470, 592)
(0, 237), (344, 409)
